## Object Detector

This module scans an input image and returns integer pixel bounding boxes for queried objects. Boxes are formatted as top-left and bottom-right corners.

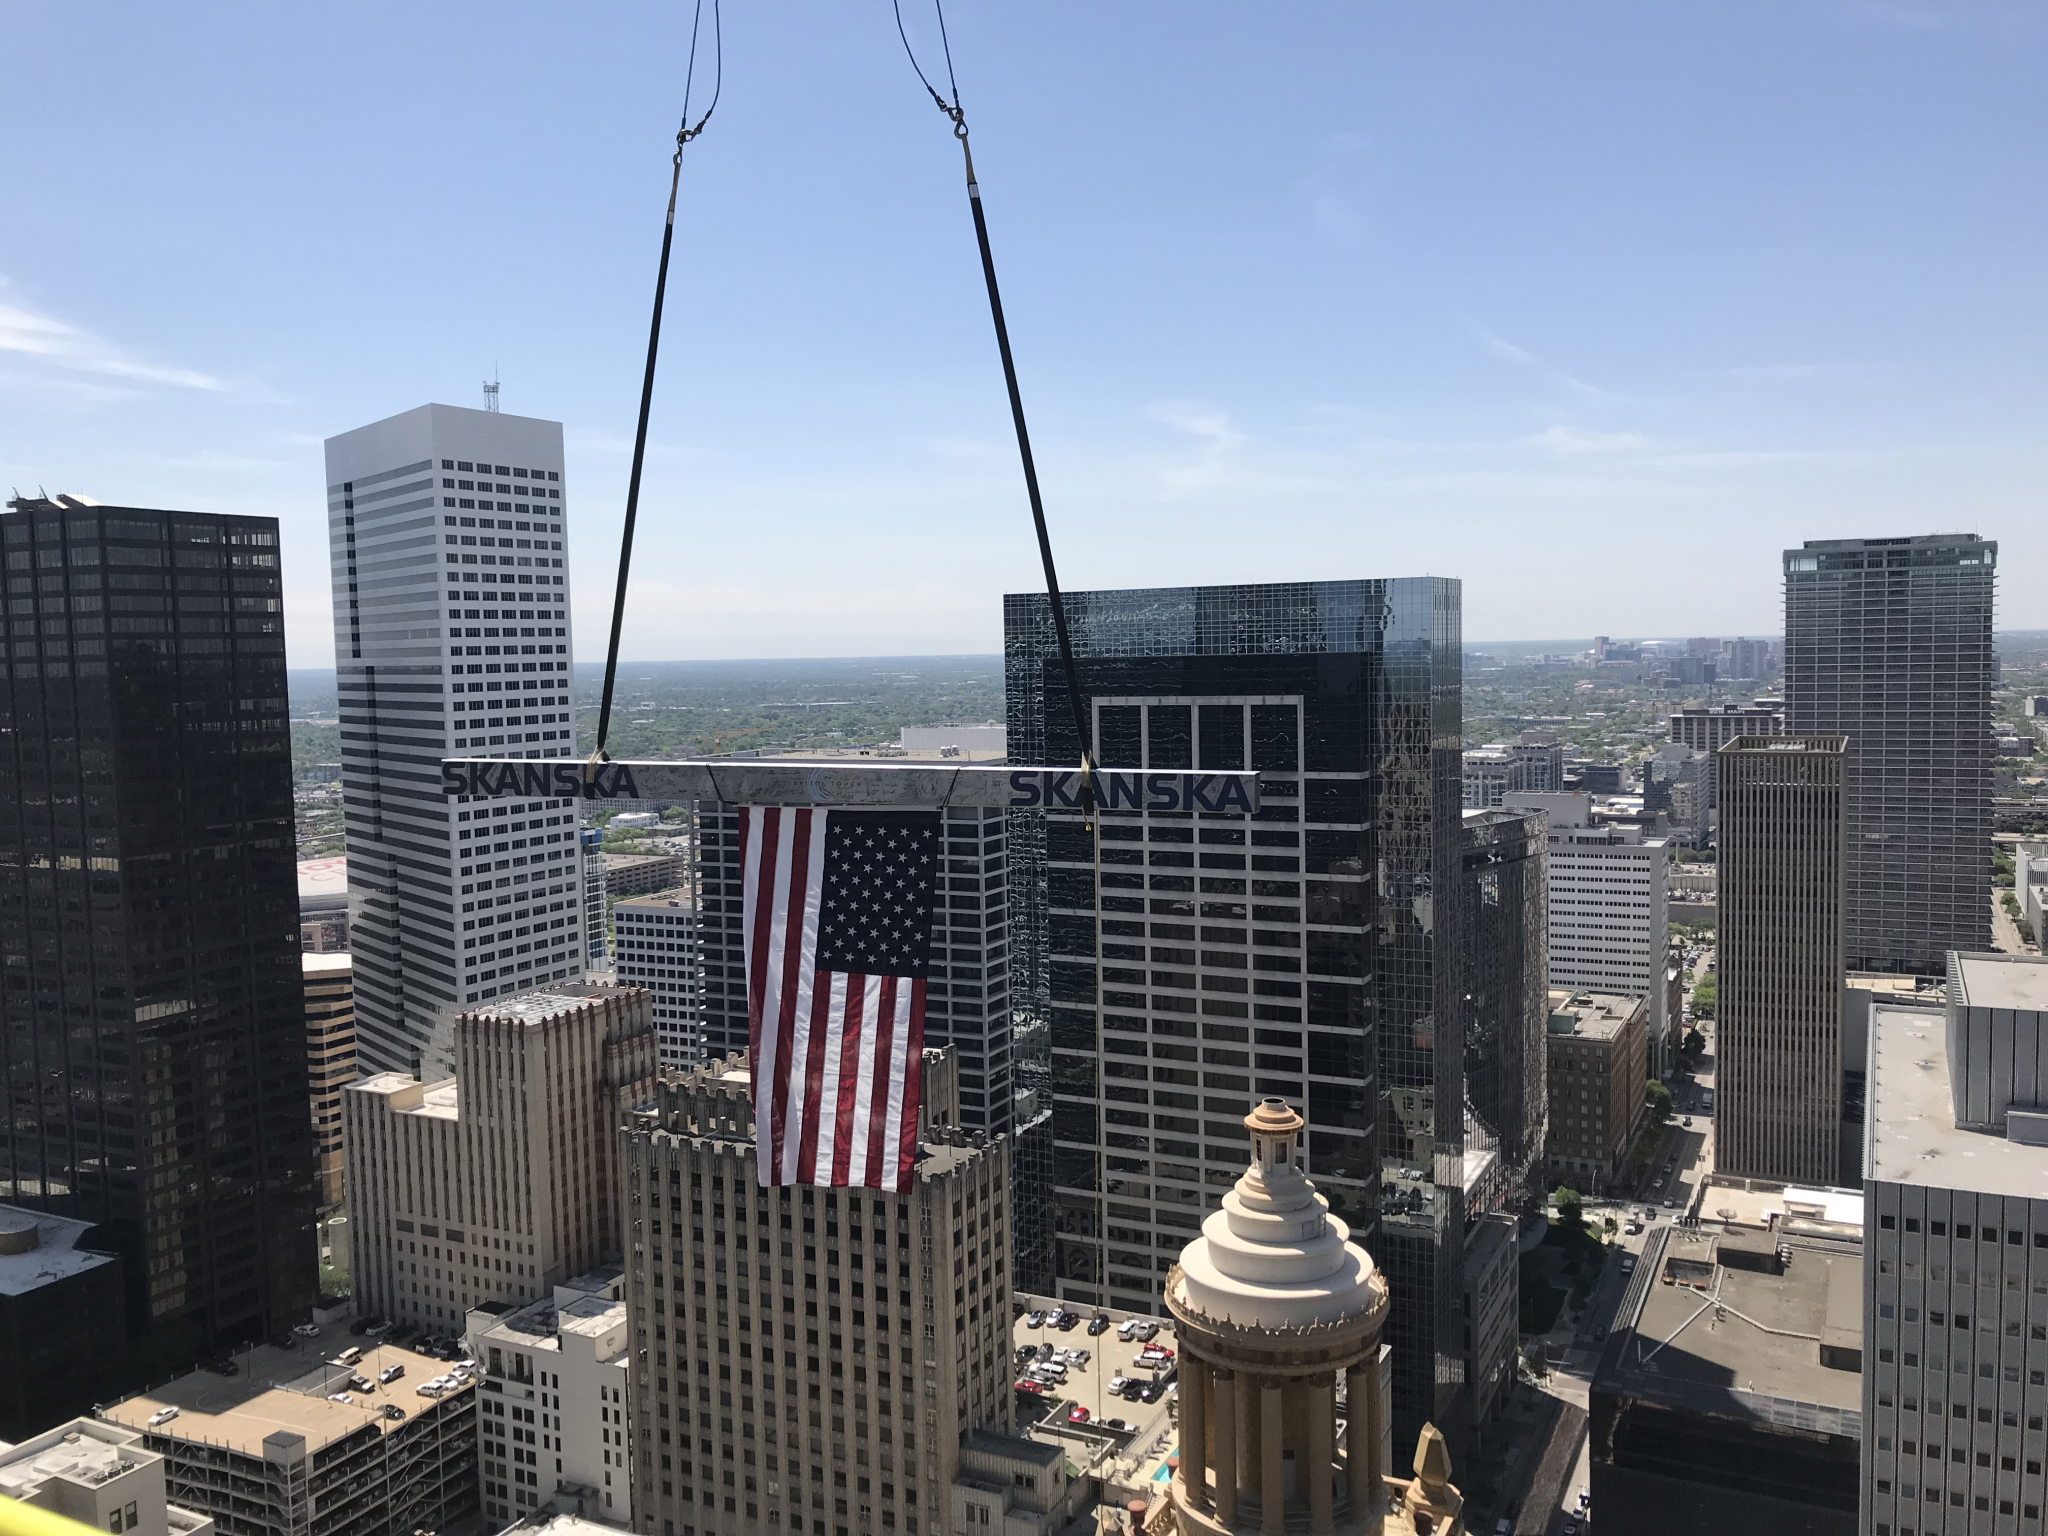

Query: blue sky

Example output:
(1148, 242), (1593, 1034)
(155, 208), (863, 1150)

(5, 1), (2042, 667)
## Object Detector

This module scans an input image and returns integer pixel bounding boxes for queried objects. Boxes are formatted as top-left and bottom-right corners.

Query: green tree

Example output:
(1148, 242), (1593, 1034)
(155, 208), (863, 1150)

(1646, 1079), (1674, 1125)
(1683, 1027), (1707, 1060)
(1553, 1186), (1586, 1232)
(1691, 972), (1717, 1016)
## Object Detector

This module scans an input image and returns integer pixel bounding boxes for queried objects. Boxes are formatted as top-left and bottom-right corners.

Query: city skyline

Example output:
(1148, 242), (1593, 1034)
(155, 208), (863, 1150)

(6, 3), (2044, 664)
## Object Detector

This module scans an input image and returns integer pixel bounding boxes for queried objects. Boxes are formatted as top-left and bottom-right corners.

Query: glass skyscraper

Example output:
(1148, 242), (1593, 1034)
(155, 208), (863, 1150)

(1004, 577), (1466, 1450)
(0, 494), (317, 1366)
(1783, 534), (1996, 975)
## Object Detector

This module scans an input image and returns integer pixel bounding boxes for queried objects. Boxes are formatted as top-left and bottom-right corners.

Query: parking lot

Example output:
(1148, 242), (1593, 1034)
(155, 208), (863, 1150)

(1010, 1303), (1179, 1436)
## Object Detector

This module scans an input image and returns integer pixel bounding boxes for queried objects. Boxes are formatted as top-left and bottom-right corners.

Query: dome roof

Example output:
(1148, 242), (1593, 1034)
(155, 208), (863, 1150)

(1172, 1098), (1384, 1332)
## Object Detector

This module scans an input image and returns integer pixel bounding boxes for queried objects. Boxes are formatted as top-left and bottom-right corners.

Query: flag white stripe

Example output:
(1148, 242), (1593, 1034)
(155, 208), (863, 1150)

(740, 809), (776, 1188)
(810, 970), (850, 1179)
(881, 981), (915, 1192)
(845, 975), (885, 1186)
(777, 813), (830, 1184)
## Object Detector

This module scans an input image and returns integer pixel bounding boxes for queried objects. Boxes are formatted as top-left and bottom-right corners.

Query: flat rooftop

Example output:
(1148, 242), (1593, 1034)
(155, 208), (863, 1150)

(1868, 1003), (2048, 1200)
(0, 1205), (120, 1298)
(1602, 1231), (1862, 1433)
(100, 1327), (467, 1458)
(1547, 991), (1642, 1041)
(469, 983), (620, 1025)
(1951, 952), (2048, 1013)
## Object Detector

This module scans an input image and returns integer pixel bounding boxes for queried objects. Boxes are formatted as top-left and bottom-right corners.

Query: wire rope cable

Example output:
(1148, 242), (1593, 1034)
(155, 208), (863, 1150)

(892, 0), (1098, 817)
(590, 0), (723, 780)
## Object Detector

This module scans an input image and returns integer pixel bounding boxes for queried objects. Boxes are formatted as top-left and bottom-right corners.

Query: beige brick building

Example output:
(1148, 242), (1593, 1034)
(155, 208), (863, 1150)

(621, 1048), (1056, 1536)
(344, 983), (657, 1335)
(303, 952), (356, 1209)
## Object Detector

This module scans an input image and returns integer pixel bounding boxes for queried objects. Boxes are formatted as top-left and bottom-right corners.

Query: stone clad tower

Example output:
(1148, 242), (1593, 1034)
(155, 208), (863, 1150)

(1165, 1099), (1394, 1536)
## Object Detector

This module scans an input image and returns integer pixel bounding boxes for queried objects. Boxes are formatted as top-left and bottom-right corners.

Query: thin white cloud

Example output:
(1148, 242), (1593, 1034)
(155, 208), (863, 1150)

(0, 297), (223, 392)
(1146, 400), (1250, 494)
(1458, 315), (1619, 401)
(1520, 425), (1654, 455)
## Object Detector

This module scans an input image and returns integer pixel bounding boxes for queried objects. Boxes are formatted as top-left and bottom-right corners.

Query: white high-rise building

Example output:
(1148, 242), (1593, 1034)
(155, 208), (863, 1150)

(1504, 791), (1675, 1076)
(613, 889), (699, 1067)
(325, 403), (585, 1075)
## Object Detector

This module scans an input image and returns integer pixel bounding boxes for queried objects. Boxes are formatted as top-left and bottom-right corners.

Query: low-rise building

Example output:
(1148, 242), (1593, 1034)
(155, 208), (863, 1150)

(1641, 743), (1711, 849)
(1462, 746), (1526, 809)
(613, 891), (700, 1069)
(0, 1419), (214, 1536)
(344, 984), (656, 1336)
(601, 853), (690, 899)
(303, 953), (356, 1210)
(1461, 1211), (1519, 1434)
(0, 1205), (128, 1443)
(98, 1333), (478, 1536)
(1590, 1224), (1862, 1536)
(1544, 991), (1648, 1194)
(467, 1268), (633, 1529)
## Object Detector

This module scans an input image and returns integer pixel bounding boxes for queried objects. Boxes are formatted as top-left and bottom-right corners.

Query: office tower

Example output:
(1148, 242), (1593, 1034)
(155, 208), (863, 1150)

(0, 1206), (129, 1441)
(1504, 792), (1676, 1077)
(1715, 736), (1848, 1185)
(1863, 955), (2048, 1536)
(343, 983), (656, 1334)
(1461, 745), (1524, 809)
(1006, 577), (1465, 1453)
(0, 494), (316, 1362)
(1457, 809), (1549, 1185)
(695, 800), (1016, 1143)
(1641, 742), (1711, 848)
(619, 1049), (1062, 1536)
(1669, 703), (1784, 812)
(0, 1419), (215, 1536)
(468, 1267), (632, 1529)
(1784, 534), (1997, 975)
(324, 404), (585, 1077)
(302, 952), (356, 1209)
(1543, 991), (1648, 1193)
(1010, 1017), (1056, 1295)
(614, 890), (700, 1067)
(1720, 636), (1777, 681)
(1510, 730), (1565, 793)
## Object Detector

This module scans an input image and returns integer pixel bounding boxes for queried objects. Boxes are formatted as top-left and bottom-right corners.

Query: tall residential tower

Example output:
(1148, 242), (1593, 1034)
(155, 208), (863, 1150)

(324, 404), (586, 1076)
(0, 494), (317, 1363)
(1783, 534), (1996, 975)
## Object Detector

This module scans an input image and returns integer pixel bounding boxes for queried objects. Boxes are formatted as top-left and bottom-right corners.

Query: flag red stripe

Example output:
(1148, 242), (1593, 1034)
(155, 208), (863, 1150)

(894, 978), (927, 1189)
(743, 809), (780, 1167)
(796, 952), (836, 1177)
(829, 977), (870, 1186)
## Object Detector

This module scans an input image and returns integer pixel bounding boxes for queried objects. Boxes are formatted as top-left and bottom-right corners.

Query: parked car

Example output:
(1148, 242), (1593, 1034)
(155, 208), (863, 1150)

(1056, 1313), (1079, 1331)
(1117, 1319), (1140, 1341)
(1066, 1347), (1091, 1365)
(1133, 1321), (1160, 1341)
(1067, 1405), (1091, 1423)
(417, 1384), (446, 1398)
(148, 1407), (180, 1427)
(379, 1364), (405, 1384)
(1138, 1381), (1164, 1403)
(1088, 1316), (1110, 1336)
(292, 1323), (321, 1339)
(1014, 1379), (1044, 1395)
(1624, 1221), (1643, 1236)
(329, 1393), (354, 1405)
(349, 1374), (375, 1393)
(1621, 1256), (1637, 1274)
(382, 1405), (407, 1422)
(1108, 1374), (1133, 1394)
(365, 1320), (393, 1337)
(1025, 1310), (1045, 1328)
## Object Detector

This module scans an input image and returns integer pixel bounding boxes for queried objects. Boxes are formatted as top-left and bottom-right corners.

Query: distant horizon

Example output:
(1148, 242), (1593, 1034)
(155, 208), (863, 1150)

(282, 627), (2048, 683)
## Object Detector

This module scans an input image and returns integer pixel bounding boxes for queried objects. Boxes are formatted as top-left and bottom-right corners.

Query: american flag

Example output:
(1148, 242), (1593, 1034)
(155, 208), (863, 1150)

(741, 806), (940, 1191)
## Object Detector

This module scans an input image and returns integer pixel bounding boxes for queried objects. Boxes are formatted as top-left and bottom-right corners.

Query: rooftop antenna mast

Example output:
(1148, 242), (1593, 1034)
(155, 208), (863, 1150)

(483, 369), (500, 413)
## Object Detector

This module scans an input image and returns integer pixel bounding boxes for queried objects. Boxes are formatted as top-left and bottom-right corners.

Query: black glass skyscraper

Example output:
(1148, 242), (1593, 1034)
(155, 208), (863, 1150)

(0, 495), (316, 1369)
(1005, 577), (1466, 1451)
(1458, 807), (1549, 1189)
